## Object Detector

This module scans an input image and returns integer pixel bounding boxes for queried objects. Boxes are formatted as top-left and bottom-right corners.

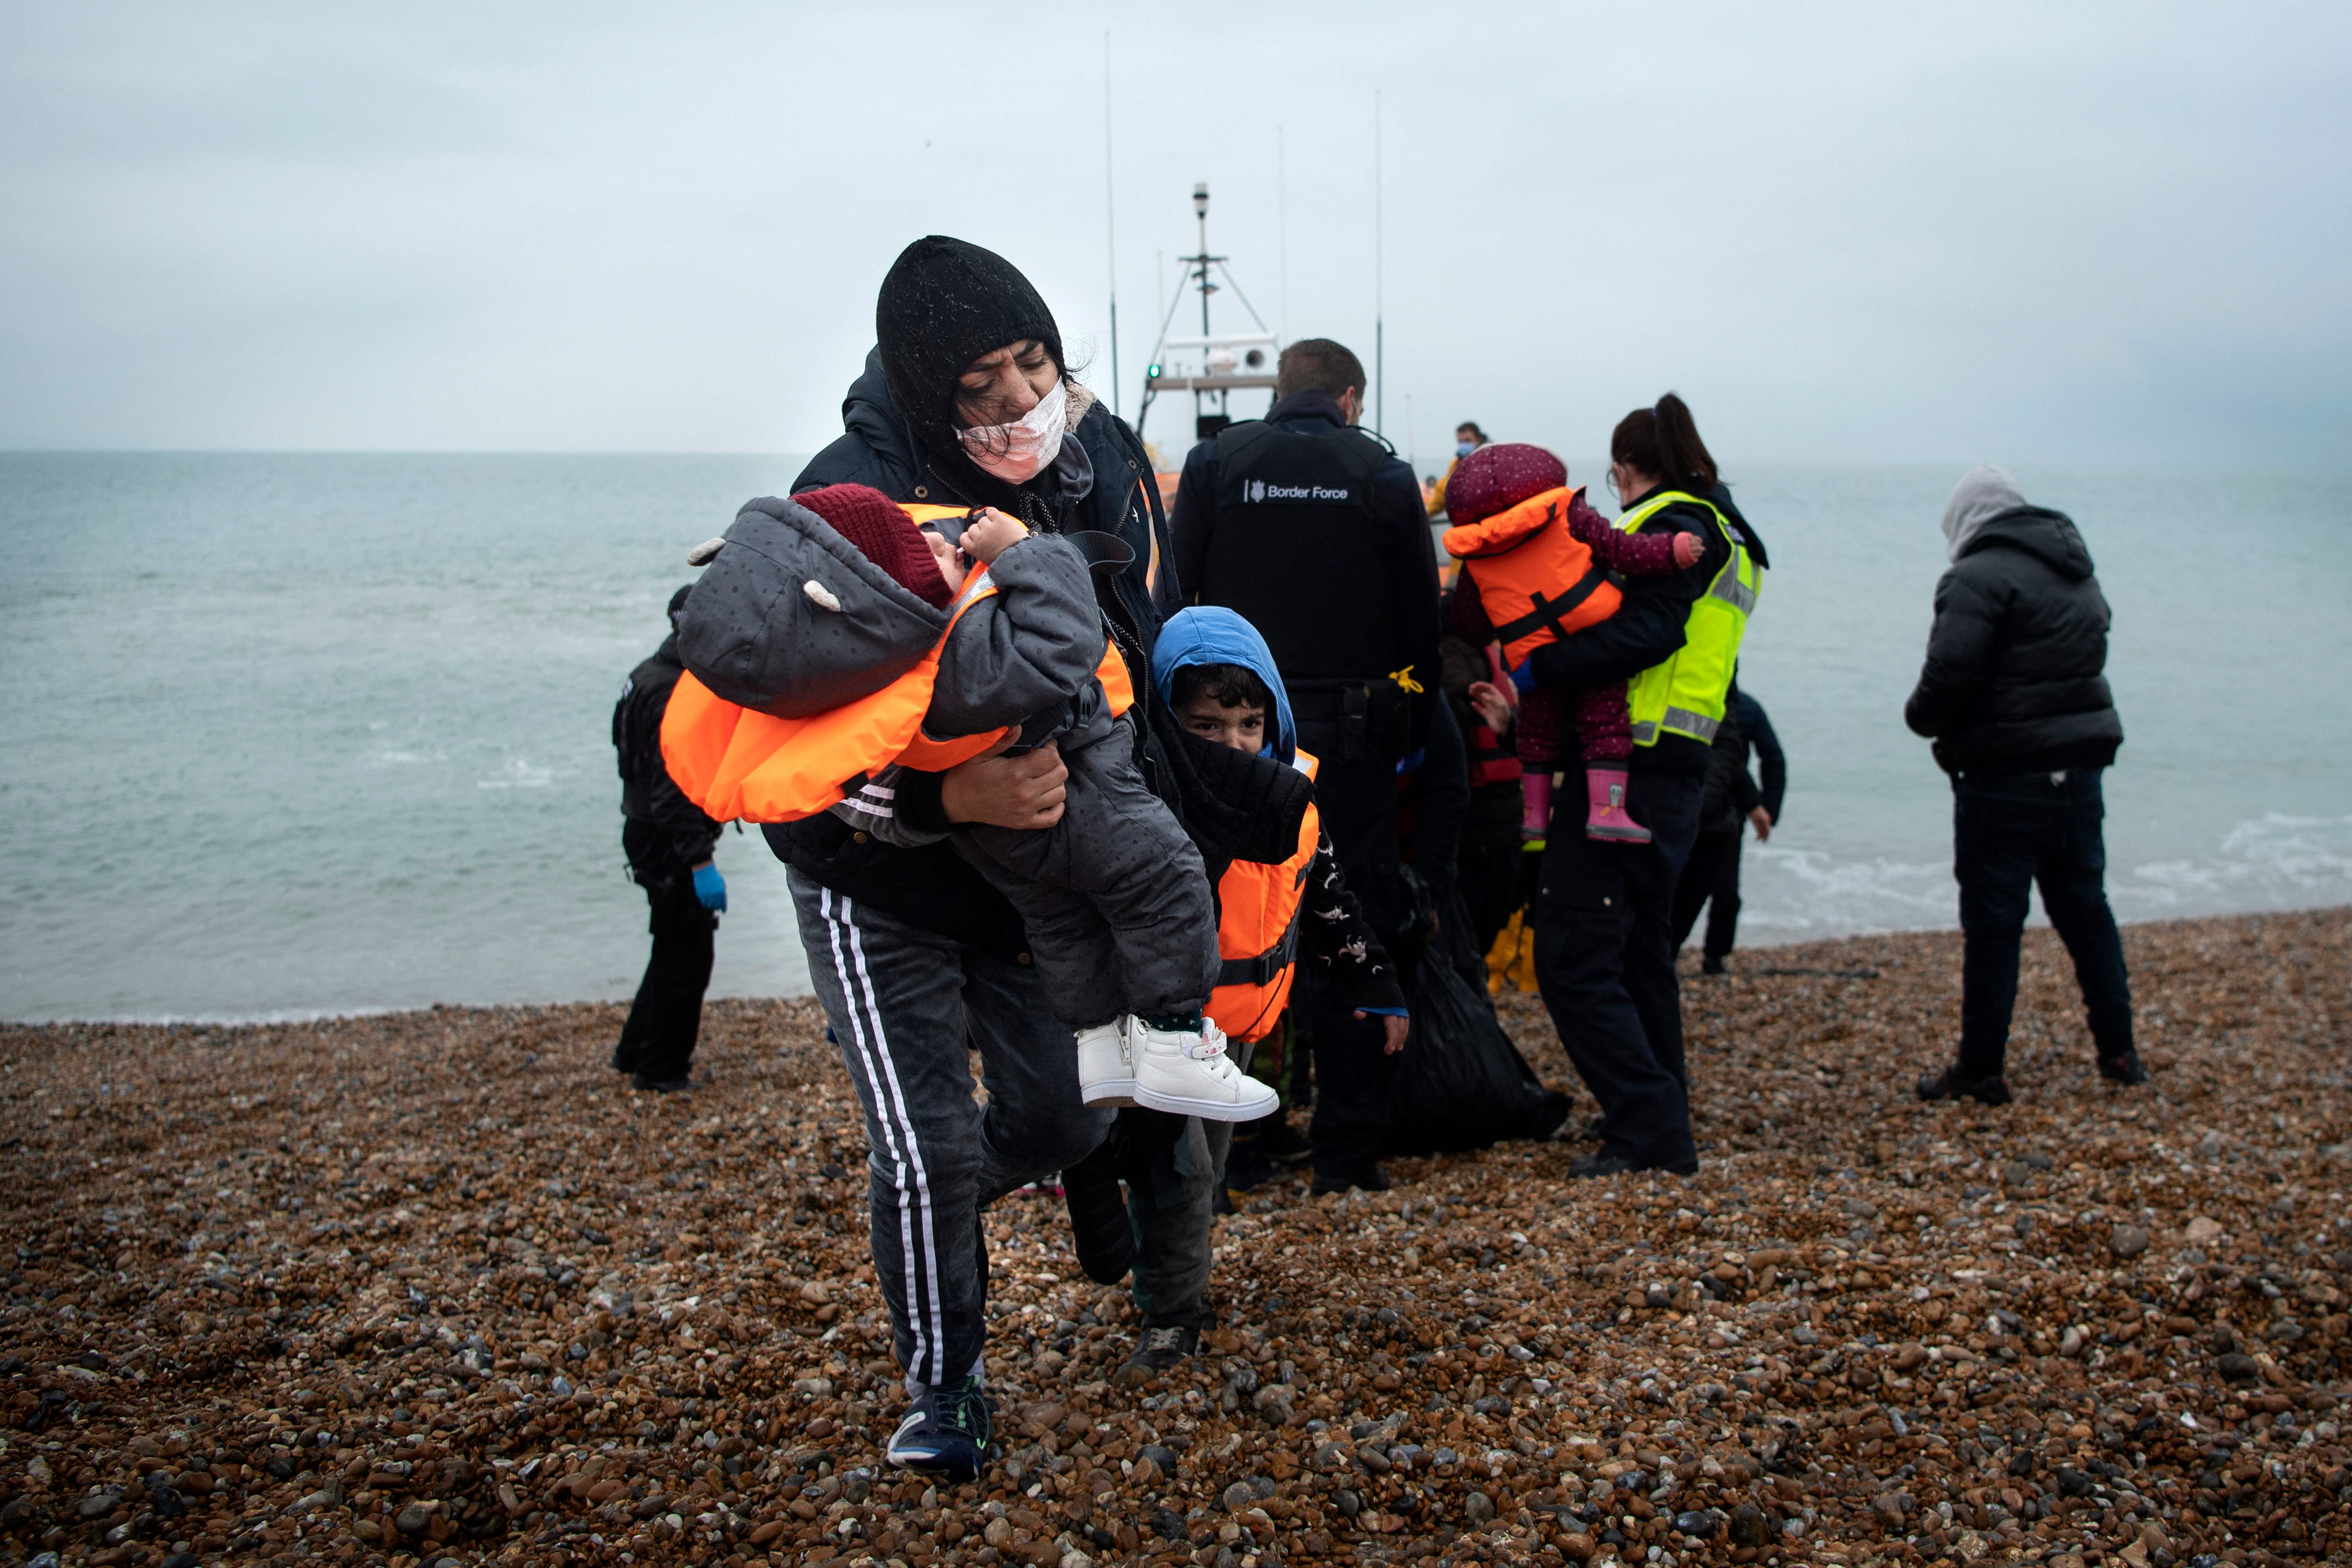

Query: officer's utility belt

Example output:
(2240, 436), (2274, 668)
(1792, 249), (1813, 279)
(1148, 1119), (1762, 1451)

(1285, 674), (1414, 762)
(1218, 918), (1300, 989)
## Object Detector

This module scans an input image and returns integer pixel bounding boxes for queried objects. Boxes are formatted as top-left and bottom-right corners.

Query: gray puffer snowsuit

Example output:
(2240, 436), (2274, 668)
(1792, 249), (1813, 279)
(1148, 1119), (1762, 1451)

(678, 492), (1217, 1029)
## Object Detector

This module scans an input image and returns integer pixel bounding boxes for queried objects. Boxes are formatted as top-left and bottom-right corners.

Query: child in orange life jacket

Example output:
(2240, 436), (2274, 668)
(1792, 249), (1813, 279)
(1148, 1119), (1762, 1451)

(1442, 444), (1701, 845)
(784, 483), (1277, 1125)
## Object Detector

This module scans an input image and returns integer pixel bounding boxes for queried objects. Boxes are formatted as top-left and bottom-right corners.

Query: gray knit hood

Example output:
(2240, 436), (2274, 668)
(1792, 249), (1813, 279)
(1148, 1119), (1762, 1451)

(1940, 466), (2027, 562)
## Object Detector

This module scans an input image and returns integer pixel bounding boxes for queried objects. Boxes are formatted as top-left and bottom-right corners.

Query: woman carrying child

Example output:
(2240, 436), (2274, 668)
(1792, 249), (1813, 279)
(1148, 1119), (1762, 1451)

(1483, 395), (1766, 1178)
(718, 237), (1204, 1480)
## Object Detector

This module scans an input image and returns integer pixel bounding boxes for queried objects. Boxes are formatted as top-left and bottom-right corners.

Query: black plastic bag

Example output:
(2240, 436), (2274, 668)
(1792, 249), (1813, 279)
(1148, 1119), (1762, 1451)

(1380, 892), (1571, 1157)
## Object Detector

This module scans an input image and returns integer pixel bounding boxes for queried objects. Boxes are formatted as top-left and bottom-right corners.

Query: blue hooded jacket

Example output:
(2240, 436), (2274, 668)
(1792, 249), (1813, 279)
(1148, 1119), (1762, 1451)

(1150, 607), (1300, 765)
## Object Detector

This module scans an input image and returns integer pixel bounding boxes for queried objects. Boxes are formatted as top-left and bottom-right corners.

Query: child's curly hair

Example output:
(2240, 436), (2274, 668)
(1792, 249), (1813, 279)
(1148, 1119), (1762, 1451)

(1169, 661), (1274, 716)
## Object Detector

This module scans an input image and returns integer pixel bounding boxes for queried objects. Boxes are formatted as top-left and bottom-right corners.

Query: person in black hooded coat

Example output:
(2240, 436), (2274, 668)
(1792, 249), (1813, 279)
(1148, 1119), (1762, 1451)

(610, 585), (725, 1092)
(1906, 465), (2143, 1106)
(743, 237), (1192, 1482)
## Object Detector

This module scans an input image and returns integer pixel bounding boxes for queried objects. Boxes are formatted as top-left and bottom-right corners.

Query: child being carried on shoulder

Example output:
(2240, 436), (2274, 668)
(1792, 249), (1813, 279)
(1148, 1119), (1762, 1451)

(1441, 444), (1702, 845)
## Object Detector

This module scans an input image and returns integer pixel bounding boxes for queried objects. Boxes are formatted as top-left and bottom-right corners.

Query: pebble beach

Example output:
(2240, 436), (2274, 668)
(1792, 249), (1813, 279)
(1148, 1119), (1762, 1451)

(2, 908), (2347, 1568)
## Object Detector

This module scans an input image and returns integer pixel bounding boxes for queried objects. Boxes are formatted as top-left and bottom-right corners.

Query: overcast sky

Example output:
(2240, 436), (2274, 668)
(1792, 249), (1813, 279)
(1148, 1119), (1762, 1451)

(4, 2), (2347, 466)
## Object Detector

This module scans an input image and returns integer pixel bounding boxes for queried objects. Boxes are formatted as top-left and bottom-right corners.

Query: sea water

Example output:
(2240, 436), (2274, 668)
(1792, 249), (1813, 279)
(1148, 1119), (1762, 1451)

(1, 453), (2345, 1020)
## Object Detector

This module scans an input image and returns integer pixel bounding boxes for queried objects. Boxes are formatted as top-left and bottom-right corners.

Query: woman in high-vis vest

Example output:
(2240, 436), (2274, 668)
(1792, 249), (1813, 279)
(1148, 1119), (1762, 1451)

(1517, 394), (1768, 1181)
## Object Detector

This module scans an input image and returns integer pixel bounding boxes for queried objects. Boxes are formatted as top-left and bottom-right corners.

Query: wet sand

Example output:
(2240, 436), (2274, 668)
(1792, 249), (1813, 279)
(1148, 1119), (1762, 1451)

(2, 908), (2347, 1568)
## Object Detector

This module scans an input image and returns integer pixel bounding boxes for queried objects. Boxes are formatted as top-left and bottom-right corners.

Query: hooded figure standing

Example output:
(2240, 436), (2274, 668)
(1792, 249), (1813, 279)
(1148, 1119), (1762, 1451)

(611, 585), (726, 1092)
(1906, 466), (2145, 1104)
(733, 236), (1179, 1481)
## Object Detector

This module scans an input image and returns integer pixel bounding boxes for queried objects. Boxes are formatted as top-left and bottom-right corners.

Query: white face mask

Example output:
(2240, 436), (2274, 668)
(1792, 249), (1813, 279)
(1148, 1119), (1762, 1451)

(957, 376), (1067, 483)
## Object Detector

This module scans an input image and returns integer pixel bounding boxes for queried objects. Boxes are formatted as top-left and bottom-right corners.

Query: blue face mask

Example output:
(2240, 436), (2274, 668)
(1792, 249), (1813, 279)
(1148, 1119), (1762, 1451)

(1456, 441), (1477, 458)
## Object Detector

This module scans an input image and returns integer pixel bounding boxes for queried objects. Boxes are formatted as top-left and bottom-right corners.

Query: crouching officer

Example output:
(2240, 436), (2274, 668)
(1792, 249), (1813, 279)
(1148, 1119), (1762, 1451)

(1169, 338), (1438, 1193)
(611, 585), (727, 1093)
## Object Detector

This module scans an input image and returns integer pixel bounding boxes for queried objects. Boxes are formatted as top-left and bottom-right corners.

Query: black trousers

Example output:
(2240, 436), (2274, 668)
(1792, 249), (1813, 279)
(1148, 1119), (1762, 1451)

(1290, 714), (1403, 1176)
(1954, 768), (2134, 1079)
(1531, 765), (1705, 1171)
(1670, 824), (1745, 960)
(616, 866), (716, 1079)
(1457, 806), (1528, 959)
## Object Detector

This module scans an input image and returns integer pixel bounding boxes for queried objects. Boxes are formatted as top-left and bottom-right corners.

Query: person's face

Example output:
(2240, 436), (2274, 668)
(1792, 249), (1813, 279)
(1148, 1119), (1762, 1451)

(1175, 691), (1267, 753)
(1456, 426), (1479, 448)
(955, 339), (1057, 428)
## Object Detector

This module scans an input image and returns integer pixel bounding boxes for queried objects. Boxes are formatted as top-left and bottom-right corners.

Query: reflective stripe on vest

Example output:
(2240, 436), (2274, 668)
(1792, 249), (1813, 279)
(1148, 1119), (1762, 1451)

(1206, 749), (1321, 1045)
(1440, 486), (1625, 668)
(1616, 491), (1759, 748)
(661, 508), (1132, 823)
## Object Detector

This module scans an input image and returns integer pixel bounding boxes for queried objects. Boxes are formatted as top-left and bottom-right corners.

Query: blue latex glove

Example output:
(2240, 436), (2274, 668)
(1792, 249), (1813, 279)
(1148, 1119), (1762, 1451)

(692, 863), (727, 913)
(1509, 656), (1538, 694)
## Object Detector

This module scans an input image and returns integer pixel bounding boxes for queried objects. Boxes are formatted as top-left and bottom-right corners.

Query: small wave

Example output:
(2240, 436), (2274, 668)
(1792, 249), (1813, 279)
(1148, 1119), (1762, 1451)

(476, 758), (558, 791)
(1727, 813), (2352, 943)
(371, 748), (446, 767)
(2115, 813), (2352, 913)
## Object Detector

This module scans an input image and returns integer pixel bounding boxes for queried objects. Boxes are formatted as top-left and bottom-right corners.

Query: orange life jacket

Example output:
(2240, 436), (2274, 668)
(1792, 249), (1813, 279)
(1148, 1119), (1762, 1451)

(661, 505), (1134, 824)
(1440, 485), (1624, 668)
(1206, 750), (1321, 1045)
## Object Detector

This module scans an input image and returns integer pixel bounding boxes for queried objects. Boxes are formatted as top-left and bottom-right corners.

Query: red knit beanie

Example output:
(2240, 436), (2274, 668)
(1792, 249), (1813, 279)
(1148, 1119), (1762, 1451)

(793, 484), (955, 609)
(1446, 443), (1569, 529)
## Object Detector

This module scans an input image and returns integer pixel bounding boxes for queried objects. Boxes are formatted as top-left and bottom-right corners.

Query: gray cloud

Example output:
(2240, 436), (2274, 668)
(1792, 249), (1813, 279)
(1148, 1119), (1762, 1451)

(2, 1), (2345, 464)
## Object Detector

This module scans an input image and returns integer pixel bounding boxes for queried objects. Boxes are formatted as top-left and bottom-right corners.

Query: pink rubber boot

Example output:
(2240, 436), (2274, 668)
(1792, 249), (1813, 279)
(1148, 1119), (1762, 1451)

(1585, 763), (1652, 843)
(1520, 770), (1553, 841)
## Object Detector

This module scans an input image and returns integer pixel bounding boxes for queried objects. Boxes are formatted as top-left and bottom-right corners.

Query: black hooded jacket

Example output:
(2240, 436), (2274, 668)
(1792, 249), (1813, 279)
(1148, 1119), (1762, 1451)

(614, 634), (724, 878)
(1904, 506), (2123, 775)
(764, 352), (1179, 955)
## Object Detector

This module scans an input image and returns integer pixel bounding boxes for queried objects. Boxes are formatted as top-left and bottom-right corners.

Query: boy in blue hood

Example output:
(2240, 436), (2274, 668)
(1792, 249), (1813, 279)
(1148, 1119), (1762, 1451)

(1101, 609), (1410, 1378)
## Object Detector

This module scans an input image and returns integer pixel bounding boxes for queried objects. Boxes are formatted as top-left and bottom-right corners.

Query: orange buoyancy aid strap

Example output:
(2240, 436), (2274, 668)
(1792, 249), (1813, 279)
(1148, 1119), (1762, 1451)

(1217, 919), (1299, 989)
(1488, 566), (1614, 649)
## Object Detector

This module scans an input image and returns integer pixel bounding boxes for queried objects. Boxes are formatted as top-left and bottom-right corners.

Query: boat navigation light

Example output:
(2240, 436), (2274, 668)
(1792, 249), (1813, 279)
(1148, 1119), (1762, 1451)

(1193, 181), (1209, 219)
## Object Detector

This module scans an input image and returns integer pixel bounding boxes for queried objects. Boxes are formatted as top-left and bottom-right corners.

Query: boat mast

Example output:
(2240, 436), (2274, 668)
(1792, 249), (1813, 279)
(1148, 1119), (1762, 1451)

(1102, 33), (1122, 419)
(1192, 182), (1219, 431)
(1373, 91), (1385, 437)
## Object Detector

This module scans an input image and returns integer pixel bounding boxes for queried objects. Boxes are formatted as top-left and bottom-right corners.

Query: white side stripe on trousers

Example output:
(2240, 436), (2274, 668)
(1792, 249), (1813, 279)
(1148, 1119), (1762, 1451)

(820, 890), (948, 1386)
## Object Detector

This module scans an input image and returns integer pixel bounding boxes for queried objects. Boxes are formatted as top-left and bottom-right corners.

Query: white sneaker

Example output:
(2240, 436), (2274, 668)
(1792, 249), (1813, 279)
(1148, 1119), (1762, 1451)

(1075, 1020), (1136, 1108)
(1131, 1018), (1278, 1122)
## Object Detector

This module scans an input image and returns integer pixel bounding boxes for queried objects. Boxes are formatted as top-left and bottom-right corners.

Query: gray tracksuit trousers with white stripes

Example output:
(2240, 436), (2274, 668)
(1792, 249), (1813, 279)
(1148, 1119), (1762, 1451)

(791, 872), (1113, 1388)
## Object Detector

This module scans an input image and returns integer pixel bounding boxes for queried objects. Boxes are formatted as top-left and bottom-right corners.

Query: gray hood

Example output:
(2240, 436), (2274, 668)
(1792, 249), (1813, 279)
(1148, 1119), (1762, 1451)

(675, 495), (949, 719)
(1940, 465), (2027, 562)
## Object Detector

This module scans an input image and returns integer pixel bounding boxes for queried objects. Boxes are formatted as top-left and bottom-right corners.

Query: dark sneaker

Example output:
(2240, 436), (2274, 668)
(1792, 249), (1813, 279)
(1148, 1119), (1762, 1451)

(1060, 1156), (1136, 1286)
(1915, 1064), (2013, 1105)
(631, 1071), (694, 1094)
(885, 1375), (992, 1481)
(2098, 1051), (2150, 1086)
(1310, 1164), (1391, 1196)
(1699, 954), (1727, 976)
(1116, 1323), (1200, 1385)
(610, 1040), (641, 1073)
